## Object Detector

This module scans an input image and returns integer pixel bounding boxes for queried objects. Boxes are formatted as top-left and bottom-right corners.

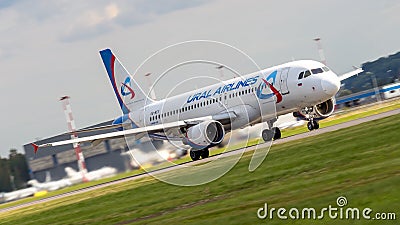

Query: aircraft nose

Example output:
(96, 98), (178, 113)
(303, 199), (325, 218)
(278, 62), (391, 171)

(321, 75), (340, 96)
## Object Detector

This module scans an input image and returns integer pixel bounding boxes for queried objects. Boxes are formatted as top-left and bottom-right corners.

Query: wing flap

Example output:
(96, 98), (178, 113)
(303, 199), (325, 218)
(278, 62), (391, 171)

(34, 121), (186, 149)
(32, 112), (237, 152)
(69, 123), (127, 134)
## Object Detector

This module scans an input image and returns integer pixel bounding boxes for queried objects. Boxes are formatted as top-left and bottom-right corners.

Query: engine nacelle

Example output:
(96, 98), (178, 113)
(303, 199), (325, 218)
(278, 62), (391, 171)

(293, 98), (335, 120)
(313, 98), (335, 118)
(183, 120), (225, 149)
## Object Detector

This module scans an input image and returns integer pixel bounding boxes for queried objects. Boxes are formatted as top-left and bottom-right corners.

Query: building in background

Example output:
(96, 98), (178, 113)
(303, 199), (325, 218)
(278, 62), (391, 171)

(23, 120), (130, 182)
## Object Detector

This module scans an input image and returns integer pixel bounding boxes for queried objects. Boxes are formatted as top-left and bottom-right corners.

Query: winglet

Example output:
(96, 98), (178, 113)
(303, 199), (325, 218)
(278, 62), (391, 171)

(31, 143), (39, 154)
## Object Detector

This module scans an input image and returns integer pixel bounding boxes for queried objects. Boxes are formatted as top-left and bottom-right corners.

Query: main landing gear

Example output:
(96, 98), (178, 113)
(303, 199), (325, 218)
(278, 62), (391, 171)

(261, 119), (281, 142)
(262, 127), (281, 142)
(189, 148), (210, 161)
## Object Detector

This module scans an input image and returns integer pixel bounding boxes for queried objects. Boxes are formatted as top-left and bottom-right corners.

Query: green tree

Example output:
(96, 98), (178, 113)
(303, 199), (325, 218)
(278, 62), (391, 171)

(8, 149), (30, 189)
(0, 158), (12, 192)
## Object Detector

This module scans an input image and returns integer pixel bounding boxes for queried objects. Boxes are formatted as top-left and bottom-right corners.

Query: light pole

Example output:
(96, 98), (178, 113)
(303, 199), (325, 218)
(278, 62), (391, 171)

(60, 96), (88, 182)
(216, 65), (226, 78)
(386, 69), (394, 83)
(366, 72), (381, 102)
(313, 37), (327, 65)
(144, 73), (157, 100)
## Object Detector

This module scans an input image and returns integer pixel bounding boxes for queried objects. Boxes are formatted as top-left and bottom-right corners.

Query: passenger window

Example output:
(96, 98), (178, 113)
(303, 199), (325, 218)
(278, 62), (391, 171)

(298, 71), (304, 79)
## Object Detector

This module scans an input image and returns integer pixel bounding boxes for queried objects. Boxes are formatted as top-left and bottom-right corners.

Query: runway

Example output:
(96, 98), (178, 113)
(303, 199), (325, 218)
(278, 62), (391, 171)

(1, 108), (399, 214)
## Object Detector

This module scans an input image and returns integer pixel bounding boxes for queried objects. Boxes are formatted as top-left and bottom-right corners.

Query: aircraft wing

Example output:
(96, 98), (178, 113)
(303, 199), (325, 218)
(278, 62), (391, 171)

(338, 67), (364, 81)
(31, 111), (237, 153)
(70, 123), (126, 134)
(32, 120), (186, 153)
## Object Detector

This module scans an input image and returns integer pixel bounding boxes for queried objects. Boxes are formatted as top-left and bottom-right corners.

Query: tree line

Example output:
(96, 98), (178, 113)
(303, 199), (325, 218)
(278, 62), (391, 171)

(340, 51), (400, 96)
(0, 149), (30, 192)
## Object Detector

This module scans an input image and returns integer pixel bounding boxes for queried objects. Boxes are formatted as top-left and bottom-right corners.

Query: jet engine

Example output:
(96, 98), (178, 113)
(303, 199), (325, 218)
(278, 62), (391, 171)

(293, 98), (335, 120)
(183, 120), (225, 149)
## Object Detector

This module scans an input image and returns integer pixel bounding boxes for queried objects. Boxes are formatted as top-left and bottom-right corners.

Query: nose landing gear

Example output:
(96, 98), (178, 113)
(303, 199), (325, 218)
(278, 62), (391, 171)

(307, 120), (319, 131)
(299, 106), (320, 131)
(189, 148), (210, 161)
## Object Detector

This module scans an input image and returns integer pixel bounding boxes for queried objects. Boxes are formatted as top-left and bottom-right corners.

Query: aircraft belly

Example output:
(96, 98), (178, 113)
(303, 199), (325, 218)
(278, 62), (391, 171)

(258, 97), (277, 121)
(228, 104), (259, 130)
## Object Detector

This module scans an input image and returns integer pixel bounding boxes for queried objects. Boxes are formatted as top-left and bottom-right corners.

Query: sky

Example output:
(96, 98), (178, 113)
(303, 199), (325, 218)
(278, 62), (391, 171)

(0, 0), (399, 157)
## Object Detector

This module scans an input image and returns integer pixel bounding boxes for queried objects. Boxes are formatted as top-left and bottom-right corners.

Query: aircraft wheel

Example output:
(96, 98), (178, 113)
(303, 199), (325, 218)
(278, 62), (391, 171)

(273, 127), (281, 140)
(313, 121), (320, 129)
(262, 129), (274, 142)
(190, 150), (201, 161)
(307, 122), (314, 131)
(201, 148), (210, 159)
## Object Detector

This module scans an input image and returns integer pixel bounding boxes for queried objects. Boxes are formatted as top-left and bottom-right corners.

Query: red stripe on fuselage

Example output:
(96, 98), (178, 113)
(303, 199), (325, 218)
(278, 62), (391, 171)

(261, 78), (283, 103)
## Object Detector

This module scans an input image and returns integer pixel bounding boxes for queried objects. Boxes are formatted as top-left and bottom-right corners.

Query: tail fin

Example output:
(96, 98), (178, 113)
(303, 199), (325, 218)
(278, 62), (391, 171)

(99, 49), (153, 114)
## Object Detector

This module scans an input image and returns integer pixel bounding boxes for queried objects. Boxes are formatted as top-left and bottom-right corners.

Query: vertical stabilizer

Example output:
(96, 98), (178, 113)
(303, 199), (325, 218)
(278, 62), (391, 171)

(100, 49), (153, 114)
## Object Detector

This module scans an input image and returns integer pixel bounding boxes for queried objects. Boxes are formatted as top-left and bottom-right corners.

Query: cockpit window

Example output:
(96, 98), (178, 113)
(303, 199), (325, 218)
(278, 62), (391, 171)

(298, 71), (304, 79)
(322, 66), (330, 72)
(304, 70), (311, 78)
(311, 68), (324, 74)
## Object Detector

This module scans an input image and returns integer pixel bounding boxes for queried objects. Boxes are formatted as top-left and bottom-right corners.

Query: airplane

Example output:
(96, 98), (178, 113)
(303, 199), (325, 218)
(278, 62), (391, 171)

(27, 178), (72, 192)
(32, 48), (362, 161)
(65, 166), (117, 184)
(122, 139), (189, 167)
(0, 187), (37, 203)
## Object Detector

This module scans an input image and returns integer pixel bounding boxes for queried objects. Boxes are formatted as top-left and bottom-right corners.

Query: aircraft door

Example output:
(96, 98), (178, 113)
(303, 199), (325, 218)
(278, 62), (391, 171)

(224, 93), (228, 106)
(279, 68), (290, 95)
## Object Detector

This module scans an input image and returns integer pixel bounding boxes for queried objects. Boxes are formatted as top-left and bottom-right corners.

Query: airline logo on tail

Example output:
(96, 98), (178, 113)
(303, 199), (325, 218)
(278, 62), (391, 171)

(121, 77), (135, 99)
(256, 70), (283, 103)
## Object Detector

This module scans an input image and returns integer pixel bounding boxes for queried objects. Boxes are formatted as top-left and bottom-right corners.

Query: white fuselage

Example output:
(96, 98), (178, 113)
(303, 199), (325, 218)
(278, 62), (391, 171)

(131, 60), (340, 134)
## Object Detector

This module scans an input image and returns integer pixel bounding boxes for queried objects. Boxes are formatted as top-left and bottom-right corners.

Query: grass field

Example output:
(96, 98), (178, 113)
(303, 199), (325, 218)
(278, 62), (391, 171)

(2, 99), (398, 211)
(1, 113), (399, 224)
(281, 98), (400, 137)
